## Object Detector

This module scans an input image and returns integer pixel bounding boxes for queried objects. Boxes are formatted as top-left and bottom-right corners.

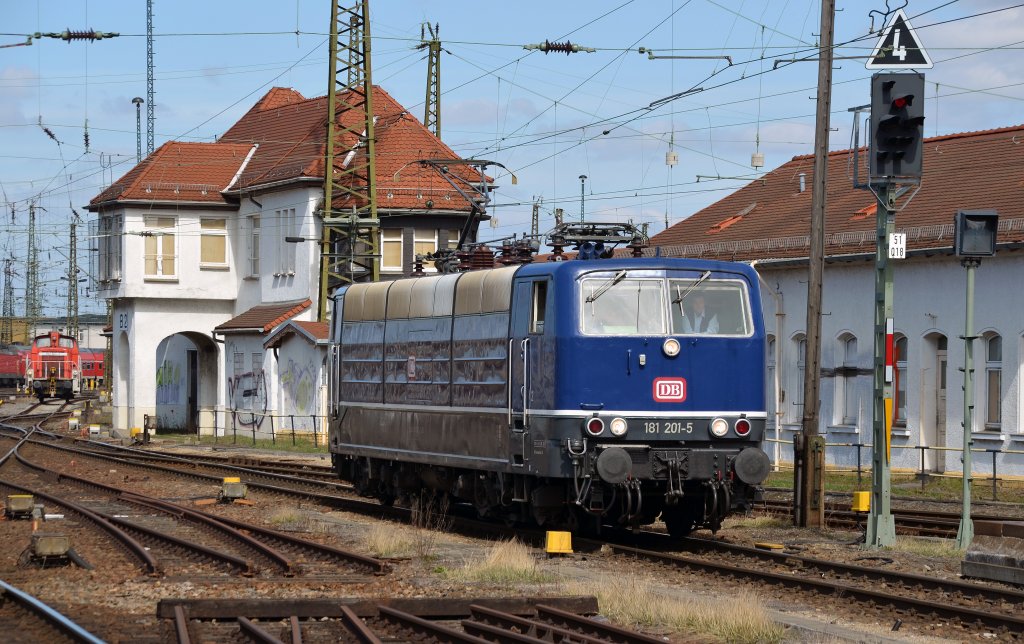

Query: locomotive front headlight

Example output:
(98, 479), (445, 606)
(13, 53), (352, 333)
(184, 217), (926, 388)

(710, 417), (729, 437)
(609, 417), (628, 437)
(662, 338), (681, 357)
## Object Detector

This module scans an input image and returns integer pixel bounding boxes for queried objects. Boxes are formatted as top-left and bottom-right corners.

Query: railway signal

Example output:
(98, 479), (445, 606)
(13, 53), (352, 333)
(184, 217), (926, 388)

(870, 72), (925, 182)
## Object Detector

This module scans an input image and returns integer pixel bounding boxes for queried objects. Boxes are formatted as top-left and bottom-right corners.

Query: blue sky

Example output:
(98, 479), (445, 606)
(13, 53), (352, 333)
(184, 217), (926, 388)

(3, 0), (1023, 316)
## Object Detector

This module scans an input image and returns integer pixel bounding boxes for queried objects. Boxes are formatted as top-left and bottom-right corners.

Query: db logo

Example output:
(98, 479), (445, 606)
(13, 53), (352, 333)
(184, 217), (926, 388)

(653, 378), (687, 402)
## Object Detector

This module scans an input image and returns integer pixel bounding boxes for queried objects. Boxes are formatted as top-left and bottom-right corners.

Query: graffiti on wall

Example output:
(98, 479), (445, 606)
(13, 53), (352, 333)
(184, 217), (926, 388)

(156, 359), (183, 405)
(280, 357), (317, 416)
(228, 369), (267, 428)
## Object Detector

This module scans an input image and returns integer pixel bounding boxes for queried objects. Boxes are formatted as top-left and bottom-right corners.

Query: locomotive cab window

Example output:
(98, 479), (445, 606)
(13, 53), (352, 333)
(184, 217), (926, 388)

(580, 276), (666, 335)
(530, 281), (547, 334)
(670, 279), (753, 337)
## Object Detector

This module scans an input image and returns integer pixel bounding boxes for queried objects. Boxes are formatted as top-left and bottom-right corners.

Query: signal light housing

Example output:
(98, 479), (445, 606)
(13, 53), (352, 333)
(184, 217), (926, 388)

(870, 72), (925, 182)
(584, 417), (605, 436)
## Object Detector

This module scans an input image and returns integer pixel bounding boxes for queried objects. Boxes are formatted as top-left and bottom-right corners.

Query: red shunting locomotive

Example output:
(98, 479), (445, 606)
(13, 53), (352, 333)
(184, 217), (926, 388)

(25, 330), (82, 402)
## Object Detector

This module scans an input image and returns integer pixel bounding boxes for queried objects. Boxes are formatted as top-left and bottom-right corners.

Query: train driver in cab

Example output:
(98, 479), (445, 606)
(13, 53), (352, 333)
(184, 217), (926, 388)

(681, 293), (718, 334)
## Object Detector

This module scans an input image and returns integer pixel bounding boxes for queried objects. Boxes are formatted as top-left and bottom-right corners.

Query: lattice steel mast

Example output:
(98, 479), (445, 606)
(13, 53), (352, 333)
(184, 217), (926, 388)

(1, 258), (14, 345)
(25, 202), (40, 337)
(65, 220), (80, 338)
(418, 23), (441, 138)
(146, 0), (155, 155)
(318, 0), (379, 321)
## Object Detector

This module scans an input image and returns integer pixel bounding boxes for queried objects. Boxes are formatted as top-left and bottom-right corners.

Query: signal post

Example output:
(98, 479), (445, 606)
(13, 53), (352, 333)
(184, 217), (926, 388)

(862, 10), (931, 547)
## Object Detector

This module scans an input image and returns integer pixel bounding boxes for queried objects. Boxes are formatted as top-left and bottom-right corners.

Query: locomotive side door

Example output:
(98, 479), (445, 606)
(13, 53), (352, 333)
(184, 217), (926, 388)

(509, 278), (550, 468)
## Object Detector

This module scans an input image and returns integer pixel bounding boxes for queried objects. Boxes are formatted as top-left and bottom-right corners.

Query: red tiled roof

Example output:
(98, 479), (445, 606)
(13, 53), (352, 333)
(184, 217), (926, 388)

(219, 86), (486, 211)
(293, 321), (329, 340)
(90, 86), (486, 214)
(214, 299), (311, 334)
(262, 319), (329, 349)
(90, 142), (255, 206)
(649, 124), (1024, 261)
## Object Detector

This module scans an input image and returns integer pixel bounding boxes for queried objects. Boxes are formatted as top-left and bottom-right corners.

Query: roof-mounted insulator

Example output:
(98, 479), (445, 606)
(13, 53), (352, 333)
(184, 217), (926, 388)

(524, 40), (596, 55)
(34, 30), (120, 43)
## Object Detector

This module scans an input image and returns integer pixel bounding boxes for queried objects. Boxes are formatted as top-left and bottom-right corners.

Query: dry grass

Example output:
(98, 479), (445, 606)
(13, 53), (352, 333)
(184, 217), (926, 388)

(725, 514), (790, 530)
(883, 536), (962, 559)
(363, 522), (418, 558)
(265, 507), (307, 529)
(566, 575), (784, 644)
(449, 539), (552, 585)
(409, 493), (452, 559)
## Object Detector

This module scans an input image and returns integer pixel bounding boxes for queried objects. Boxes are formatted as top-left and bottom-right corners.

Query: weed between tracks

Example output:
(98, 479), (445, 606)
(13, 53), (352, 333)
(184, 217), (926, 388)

(446, 539), (552, 585)
(884, 536), (962, 559)
(566, 575), (784, 644)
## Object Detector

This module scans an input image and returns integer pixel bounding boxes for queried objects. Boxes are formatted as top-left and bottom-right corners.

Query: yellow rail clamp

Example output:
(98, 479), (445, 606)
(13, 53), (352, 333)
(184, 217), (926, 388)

(851, 491), (871, 513)
(755, 542), (785, 551)
(223, 477), (241, 484)
(545, 531), (573, 555)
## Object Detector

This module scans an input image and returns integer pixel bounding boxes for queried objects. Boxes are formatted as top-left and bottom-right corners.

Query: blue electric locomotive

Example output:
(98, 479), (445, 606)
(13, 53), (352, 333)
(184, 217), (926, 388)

(327, 244), (771, 537)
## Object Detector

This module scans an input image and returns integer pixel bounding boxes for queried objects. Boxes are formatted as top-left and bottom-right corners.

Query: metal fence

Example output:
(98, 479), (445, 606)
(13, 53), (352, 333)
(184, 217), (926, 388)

(183, 410), (328, 448)
(766, 437), (1024, 501)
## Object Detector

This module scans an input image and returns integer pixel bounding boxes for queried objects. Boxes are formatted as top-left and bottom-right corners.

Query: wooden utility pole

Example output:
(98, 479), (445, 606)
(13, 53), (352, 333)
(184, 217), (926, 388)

(796, 0), (835, 528)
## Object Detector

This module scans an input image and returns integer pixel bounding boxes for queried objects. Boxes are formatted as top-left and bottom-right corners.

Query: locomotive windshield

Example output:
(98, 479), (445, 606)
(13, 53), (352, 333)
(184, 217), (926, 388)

(581, 278), (666, 335)
(580, 275), (753, 337)
(669, 278), (752, 336)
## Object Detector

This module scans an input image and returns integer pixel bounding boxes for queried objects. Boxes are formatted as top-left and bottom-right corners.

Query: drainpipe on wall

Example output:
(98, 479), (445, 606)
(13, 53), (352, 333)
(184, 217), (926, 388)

(751, 260), (784, 471)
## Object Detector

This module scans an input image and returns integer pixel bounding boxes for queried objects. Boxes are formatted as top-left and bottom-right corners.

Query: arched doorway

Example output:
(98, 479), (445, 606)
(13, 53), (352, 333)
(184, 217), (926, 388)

(921, 332), (948, 473)
(154, 332), (219, 435)
(114, 331), (131, 431)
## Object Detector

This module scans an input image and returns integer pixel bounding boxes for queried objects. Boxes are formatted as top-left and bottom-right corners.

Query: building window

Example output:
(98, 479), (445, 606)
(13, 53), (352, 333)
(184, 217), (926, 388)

(447, 229), (461, 249)
(251, 352), (262, 376)
(766, 336), (776, 429)
(276, 208), (297, 275)
(837, 335), (858, 426)
(143, 216), (176, 278)
(985, 334), (1001, 429)
(381, 229), (402, 271)
(200, 218), (227, 266)
(894, 335), (908, 426)
(248, 215), (260, 277)
(233, 352), (244, 377)
(97, 213), (123, 281)
(414, 228), (438, 271)
(794, 335), (806, 423)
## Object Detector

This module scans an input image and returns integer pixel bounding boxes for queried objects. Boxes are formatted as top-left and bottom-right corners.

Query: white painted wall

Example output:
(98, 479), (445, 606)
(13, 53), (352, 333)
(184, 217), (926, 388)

(760, 252), (1024, 476)
(273, 334), (326, 435)
(100, 183), (325, 438)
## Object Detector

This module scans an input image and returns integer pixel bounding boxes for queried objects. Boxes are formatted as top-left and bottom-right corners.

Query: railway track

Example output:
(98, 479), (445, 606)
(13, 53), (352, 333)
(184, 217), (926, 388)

(0, 579), (104, 644)
(21, 430), (1024, 635)
(2, 443), (386, 577)
(158, 596), (663, 644)
(570, 527), (1024, 638)
(759, 497), (1022, 538)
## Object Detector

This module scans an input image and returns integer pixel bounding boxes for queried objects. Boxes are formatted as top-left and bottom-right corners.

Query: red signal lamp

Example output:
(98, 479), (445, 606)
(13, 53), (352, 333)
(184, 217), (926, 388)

(891, 94), (914, 110)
